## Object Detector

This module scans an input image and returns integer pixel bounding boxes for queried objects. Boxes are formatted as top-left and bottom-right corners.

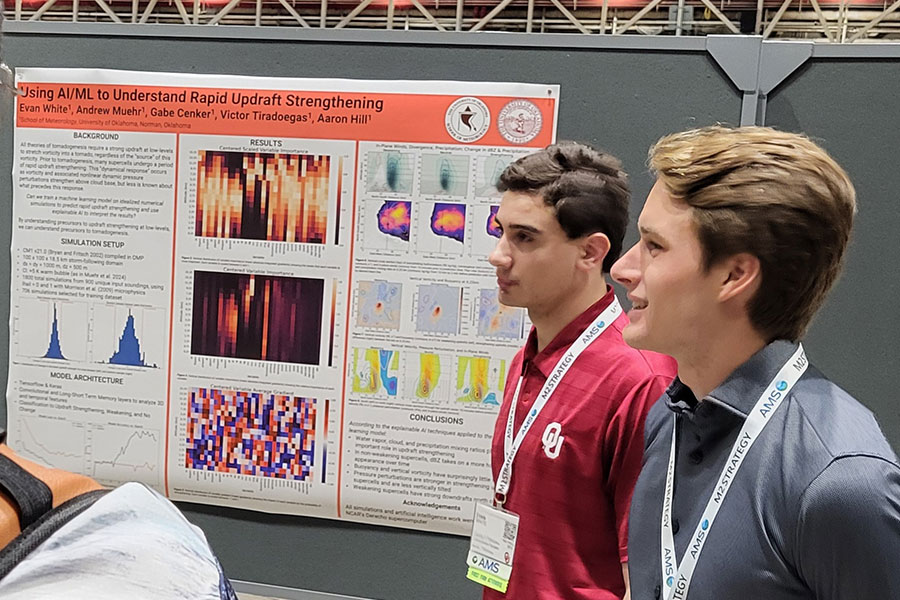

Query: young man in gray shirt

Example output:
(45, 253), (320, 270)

(611, 125), (900, 600)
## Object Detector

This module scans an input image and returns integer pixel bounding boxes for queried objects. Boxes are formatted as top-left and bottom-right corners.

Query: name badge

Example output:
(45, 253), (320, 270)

(466, 502), (519, 593)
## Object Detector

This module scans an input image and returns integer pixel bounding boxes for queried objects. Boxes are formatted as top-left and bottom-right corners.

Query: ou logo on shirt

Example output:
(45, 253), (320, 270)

(541, 422), (565, 459)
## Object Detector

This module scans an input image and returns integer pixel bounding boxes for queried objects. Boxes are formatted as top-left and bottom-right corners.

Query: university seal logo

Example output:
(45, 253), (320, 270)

(445, 97), (490, 143)
(497, 99), (542, 144)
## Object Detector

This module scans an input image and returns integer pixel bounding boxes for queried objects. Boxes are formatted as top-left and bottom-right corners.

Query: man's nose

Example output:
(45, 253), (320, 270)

(611, 243), (639, 289)
(488, 237), (511, 268)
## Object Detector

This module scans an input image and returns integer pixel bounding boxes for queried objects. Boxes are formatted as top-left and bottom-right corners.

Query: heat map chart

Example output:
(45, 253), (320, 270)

(194, 151), (330, 244)
(351, 348), (399, 397)
(416, 284), (462, 335)
(456, 356), (506, 406)
(362, 200), (412, 251)
(406, 352), (451, 402)
(356, 280), (402, 330)
(474, 155), (515, 198)
(418, 202), (466, 255)
(366, 150), (414, 194)
(14, 299), (88, 362)
(191, 271), (324, 365)
(420, 154), (470, 197)
(470, 204), (502, 257)
(477, 289), (525, 340)
(91, 305), (165, 368)
(186, 388), (317, 481)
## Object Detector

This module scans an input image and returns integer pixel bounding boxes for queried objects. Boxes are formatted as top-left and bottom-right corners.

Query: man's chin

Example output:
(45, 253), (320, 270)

(497, 291), (524, 308)
(621, 326), (650, 350)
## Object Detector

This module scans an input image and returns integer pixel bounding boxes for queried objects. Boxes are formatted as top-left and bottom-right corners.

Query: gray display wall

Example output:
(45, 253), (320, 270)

(0, 26), (895, 600)
(763, 47), (900, 452)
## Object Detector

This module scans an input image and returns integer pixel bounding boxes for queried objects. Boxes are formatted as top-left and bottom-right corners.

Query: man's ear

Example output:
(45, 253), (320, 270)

(718, 253), (762, 303)
(579, 232), (611, 270)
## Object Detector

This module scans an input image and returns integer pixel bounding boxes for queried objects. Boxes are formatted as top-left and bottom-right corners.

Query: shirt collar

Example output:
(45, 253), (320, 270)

(665, 339), (801, 417)
(523, 287), (617, 378)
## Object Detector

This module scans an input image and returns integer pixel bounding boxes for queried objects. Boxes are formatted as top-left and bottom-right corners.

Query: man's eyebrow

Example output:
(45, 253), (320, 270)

(495, 217), (541, 235)
(638, 224), (661, 238)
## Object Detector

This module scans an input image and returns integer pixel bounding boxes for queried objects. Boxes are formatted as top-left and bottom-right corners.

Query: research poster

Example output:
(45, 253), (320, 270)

(7, 68), (558, 535)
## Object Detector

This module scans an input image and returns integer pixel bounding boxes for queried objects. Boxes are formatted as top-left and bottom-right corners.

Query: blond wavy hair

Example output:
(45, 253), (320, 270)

(650, 125), (856, 342)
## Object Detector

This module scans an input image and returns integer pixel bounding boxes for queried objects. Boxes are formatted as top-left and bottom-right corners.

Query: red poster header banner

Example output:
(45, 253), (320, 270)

(16, 83), (557, 148)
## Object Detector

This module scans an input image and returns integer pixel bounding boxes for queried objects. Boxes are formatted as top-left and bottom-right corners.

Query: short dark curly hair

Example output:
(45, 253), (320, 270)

(497, 141), (630, 272)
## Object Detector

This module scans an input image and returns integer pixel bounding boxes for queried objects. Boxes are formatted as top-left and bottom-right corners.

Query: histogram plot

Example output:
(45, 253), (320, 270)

(417, 202), (466, 255)
(361, 199), (412, 252)
(195, 151), (330, 244)
(365, 150), (414, 194)
(477, 289), (525, 340)
(420, 154), (470, 197)
(91, 305), (165, 368)
(356, 280), (402, 330)
(405, 352), (451, 402)
(187, 388), (316, 481)
(474, 155), (515, 198)
(14, 418), (86, 473)
(456, 356), (507, 406)
(351, 348), (399, 397)
(416, 284), (462, 335)
(14, 298), (88, 362)
(191, 271), (324, 365)
(91, 424), (160, 487)
(470, 204), (502, 257)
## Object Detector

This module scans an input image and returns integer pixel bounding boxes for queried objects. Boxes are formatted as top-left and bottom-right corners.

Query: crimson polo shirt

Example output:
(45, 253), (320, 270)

(485, 289), (676, 600)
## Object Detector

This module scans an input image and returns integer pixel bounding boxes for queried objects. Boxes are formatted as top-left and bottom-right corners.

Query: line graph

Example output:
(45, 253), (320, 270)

(90, 425), (160, 487)
(14, 418), (86, 473)
(10, 418), (160, 487)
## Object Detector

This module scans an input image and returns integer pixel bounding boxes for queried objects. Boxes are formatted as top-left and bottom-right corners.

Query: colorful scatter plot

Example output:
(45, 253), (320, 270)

(357, 280), (402, 330)
(420, 154), (469, 196)
(486, 205), (501, 239)
(366, 151), (414, 194)
(430, 203), (466, 244)
(415, 353), (442, 400)
(475, 155), (515, 198)
(377, 201), (411, 242)
(477, 289), (525, 339)
(352, 348), (399, 396)
(186, 388), (316, 481)
(416, 284), (462, 334)
(456, 357), (506, 406)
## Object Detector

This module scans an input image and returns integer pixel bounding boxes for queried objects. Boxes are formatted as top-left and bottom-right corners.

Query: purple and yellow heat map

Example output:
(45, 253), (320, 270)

(186, 388), (316, 481)
(486, 205), (501, 238)
(376, 201), (411, 242)
(430, 203), (466, 243)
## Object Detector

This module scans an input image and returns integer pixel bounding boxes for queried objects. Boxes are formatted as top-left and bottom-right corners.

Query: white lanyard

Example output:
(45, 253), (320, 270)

(660, 344), (808, 600)
(494, 297), (622, 505)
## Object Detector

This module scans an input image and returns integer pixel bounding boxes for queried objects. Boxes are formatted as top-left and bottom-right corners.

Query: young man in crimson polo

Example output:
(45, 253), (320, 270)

(482, 142), (676, 599)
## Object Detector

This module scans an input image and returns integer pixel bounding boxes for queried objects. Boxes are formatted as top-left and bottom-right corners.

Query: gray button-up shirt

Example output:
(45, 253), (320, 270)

(628, 340), (900, 600)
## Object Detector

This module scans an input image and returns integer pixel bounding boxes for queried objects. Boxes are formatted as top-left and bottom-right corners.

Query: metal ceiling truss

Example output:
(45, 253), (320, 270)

(6, 0), (900, 40)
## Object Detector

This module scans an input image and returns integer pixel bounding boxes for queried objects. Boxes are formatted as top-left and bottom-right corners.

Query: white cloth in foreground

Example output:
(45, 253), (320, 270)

(0, 482), (237, 599)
